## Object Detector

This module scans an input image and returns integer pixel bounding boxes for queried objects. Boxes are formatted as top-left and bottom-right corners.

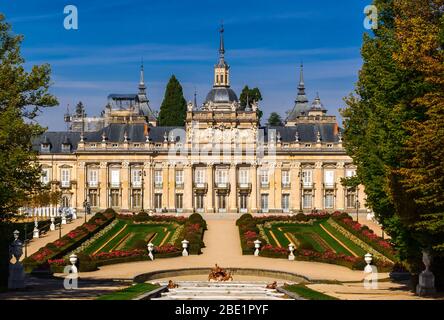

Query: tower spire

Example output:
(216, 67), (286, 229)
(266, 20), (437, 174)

(214, 22), (230, 87)
(296, 63), (308, 103)
(194, 87), (198, 108)
(219, 22), (225, 62)
(139, 58), (146, 94)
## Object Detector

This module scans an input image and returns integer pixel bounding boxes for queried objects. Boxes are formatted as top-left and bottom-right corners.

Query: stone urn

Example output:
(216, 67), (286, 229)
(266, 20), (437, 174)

(50, 217), (56, 231)
(181, 239), (189, 256)
(288, 243), (295, 261)
(254, 239), (261, 257)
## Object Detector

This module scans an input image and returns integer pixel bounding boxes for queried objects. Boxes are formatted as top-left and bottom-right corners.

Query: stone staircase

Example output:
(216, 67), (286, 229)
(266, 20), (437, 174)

(152, 281), (292, 300)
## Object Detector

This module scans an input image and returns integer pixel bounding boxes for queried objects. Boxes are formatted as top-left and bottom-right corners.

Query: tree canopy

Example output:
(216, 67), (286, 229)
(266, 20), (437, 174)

(158, 75), (187, 126)
(341, 0), (444, 289)
(239, 85), (263, 122)
(266, 112), (283, 126)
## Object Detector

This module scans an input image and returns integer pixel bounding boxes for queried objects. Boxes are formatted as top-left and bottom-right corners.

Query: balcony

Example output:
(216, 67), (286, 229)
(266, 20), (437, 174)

(281, 182), (291, 189)
(323, 182), (336, 189)
(109, 182), (121, 188)
(260, 182), (270, 189)
(175, 182), (184, 189)
(215, 182), (230, 190)
(194, 182), (208, 190)
(131, 181), (142, 188)
(154, 182), (163, 189)
(60, 181), (71, 188)
(302, 182), (313, 189)
(88, 181), (99, 188)
(238, 182), (252, 191)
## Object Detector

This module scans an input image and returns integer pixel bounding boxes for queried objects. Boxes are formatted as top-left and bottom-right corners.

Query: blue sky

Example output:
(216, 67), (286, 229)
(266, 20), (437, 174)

(2, 0), (369, 130)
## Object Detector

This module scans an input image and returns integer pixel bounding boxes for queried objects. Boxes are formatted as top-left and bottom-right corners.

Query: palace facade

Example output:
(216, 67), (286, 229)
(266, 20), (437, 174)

(33, 27), (366, 214)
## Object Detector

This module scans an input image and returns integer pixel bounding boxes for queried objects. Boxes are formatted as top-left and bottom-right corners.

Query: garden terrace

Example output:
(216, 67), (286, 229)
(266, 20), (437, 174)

(236, 213), (395, 271)
(49, 212), (207, 271)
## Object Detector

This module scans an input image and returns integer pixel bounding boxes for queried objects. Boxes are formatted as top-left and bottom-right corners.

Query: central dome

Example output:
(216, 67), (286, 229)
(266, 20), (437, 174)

(205, 87), (238, 103)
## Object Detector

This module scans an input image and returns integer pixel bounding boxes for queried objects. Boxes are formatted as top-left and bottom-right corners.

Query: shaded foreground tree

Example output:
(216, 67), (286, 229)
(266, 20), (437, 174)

(341, 0), (444, 290)
(0, 14), (58, 287)
(158, 75), (187, 126)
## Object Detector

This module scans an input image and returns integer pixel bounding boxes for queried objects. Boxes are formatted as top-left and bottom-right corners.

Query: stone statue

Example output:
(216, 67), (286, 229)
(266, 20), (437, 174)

(8, 230), (25, 289)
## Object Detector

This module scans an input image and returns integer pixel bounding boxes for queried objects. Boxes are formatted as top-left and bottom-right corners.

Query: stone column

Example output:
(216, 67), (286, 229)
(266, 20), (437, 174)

(121, 161), (129, 210)
(77, 162), (86, 211)
(314, 162), (323, 210)
(143, 162), (151, 211)
(336, 162), (345, 211)
(162, 163), (169, 210)
(269, 163), (276, 211)
(206, 163), (214, 213)
(184, 163), (193, 213)
(229, 163), (237, 213)
(168, 163), (175, 211)
(290, 162), (300, 212)
(250, 163), (258, 213)
(99, 162), (107, 209)
(274, 163), (282, 212)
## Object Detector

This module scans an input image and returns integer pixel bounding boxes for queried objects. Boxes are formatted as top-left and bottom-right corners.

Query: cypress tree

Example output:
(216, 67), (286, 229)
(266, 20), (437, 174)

(158, 75), (187, 126)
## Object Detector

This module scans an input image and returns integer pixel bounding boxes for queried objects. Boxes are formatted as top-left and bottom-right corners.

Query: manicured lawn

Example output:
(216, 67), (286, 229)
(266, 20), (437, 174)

(83, 220), (177, 255)
(265, 220), (367, 257)
(284, 284), (338, 300)
(96, 283), (159, 300)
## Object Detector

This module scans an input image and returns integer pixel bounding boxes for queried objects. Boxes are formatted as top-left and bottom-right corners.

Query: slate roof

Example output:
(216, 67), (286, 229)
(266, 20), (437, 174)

(32, 132), (81, 153)
(265, 123), (341, 143)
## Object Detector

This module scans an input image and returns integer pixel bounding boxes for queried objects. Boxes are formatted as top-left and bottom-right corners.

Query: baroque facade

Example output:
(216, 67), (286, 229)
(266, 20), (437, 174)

(33, 27), (366, 214)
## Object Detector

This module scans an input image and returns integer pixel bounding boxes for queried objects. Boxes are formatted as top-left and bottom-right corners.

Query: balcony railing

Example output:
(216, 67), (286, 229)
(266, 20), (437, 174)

(131, 181), (142, 188)
(238, 182), (252, 190)
(281, 182), (291, 188)
(60, 181), (71, 188)
(175, 182), (184, 189)
(88, 181), (98, 188)
(323, 182), (336, 189)
(154, 182), (163, 189)
(109, 182), (121, 188)
(215, 182), (230, 190)
(302, 182), (313, 189)
(194, 182), (208, 190)
(260, 182), (270, 188)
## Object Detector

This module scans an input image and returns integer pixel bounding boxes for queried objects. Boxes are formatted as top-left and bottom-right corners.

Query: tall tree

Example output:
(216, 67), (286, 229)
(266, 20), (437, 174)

(341, 0), (444, 290)
(266, 112), (283, 126)
(158, 75), (187, 126)
(239, 85), (263, 121)
(392, 0), (444, 288)
(0, 14), (58, 287)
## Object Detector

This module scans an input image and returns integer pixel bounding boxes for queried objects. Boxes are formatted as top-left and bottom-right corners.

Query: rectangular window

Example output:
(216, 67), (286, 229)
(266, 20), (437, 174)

(61, 169), (70, 187)
(239, 194), (248, 210)
(324, 170), (335, 188)
(347, 192), (356, 208)
(260, 169), (269, 186)
(325, 192), (334, 209)
(88, 189), (98, 207)
(302, 169), (313, 187)
(132, 189), (142, 208)
(282, 194), (290, 211)
(111, 189), (119, 207)
(155, 194), (162, 209)
(131, 169), (142, 187)
(195, 194), (204, 210)
(175, 170), (184, 186)
(261, 194), (269, 212)
(282, 170), (290, 187)
(41, 168), (50, 184)
(303, 191), (312, 209)
(195, 168), (205, 184)
(215, 169), (228, 184)
(88, 169), (98, 187)
(175, 194), (183, 209)
(239, 169), (249, 184)
(110, 169), (120, 188)
(154, 170), (162, 188)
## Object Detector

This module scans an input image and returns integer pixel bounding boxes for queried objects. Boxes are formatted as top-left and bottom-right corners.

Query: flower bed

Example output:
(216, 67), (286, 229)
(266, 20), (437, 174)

(330, 212), (396, 262)
(23, 208), (117, 272)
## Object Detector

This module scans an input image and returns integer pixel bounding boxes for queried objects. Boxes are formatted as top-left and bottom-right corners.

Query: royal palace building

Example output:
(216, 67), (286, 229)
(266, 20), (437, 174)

(33, 27), (366, 214)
